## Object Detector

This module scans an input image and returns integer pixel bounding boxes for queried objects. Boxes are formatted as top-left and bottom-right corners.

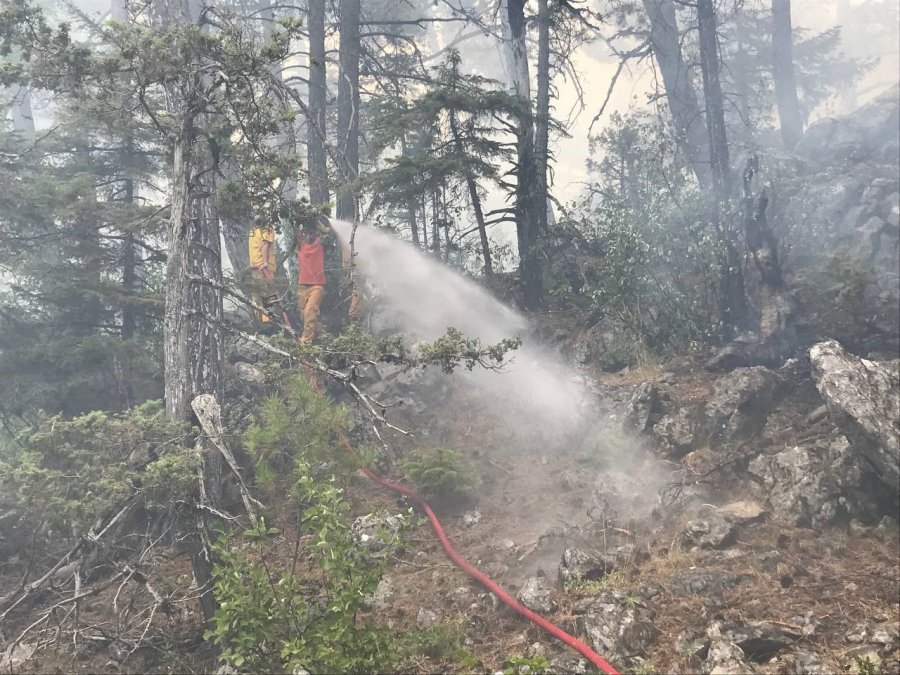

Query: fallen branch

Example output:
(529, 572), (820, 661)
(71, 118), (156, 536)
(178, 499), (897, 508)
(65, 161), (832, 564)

(191, 394), (265, 521)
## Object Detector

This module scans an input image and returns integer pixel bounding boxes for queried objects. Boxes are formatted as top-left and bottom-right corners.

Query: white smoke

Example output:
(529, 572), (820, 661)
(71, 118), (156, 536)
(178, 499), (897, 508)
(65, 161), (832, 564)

(330, 220), (597, 446)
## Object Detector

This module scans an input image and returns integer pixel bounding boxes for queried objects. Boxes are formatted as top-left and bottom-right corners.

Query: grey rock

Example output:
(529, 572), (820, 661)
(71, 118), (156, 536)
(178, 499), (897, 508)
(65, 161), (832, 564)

(705, 623), (754, 674)
(682, 513), (736, 549)
(624, 382), (663, 433)
(870, 622), (899, 649)
(234, 361), (265, 384)
(462, 510), (482, 528)
(558, 547), (621, 585)
(790, 651), (835, 675)
(366, 365), (452, 418)
(517, 576), (556, 614)
(748, 436), (880, 529)
(1, 645), (36, 672)
(416, 607), (441, 628)
(351, 512), (406, 554)
(574, 589), (658, 670)
(362, 575), (396, 611)
(809, 340), (900, 496)
(716, 620), (802, 662)
(652, 408), (695, 457)
(670, 570), (741, 598)
(548, 654), (590, 674)
(704, 367), (785, 442)
(716, 500), (766, 524)
(560, 469), (587, 490)
(526, 642), (547, 659)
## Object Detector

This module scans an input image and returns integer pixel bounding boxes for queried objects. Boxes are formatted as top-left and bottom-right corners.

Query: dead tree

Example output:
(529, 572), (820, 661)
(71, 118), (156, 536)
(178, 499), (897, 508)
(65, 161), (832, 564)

(308, 0), (329, 206)
(336, 0), (360, 221)
(641, 0), (712, 189)
(772, 0), (804, 148)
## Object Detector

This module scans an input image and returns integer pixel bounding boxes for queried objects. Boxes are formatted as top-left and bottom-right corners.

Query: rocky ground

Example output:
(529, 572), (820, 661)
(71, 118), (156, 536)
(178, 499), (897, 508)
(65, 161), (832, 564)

(329, 329), (900, 675)
(3, 330), (898, 675)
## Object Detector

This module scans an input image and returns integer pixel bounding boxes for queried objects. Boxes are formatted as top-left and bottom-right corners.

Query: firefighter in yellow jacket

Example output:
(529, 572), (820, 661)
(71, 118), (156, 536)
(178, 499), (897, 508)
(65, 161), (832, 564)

(248, 218), (277, 329)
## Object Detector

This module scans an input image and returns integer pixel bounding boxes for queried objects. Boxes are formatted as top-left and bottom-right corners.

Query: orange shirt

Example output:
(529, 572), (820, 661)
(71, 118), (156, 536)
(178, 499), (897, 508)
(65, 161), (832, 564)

(297, 235), (326, 286)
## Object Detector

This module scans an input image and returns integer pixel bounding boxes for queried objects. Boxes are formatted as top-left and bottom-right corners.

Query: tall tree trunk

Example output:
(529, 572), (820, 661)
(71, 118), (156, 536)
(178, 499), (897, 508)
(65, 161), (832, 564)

(772, 0), (803, 149)
(697, 0), (730, 198)
(504, 0), (542, 309)
(121, 176), (138, 341)
(431, 189), (441, 257)
(448, 113), (492, 276)
(336, 0), (360, 221)
(308, 0), (329, 205)
(9, 86), (35, 136)
(697, 0), (746, 336)
(534, 0), (551, 236)
(150, 0), (224, 623)
(641, 0), (712, 188)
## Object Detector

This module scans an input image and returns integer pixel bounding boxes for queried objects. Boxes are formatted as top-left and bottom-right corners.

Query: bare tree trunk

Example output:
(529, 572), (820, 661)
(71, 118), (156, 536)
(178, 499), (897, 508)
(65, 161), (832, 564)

(431, 189), (441, 257)
(448, 113), (492, 276)
(121, 176), (138, 341)
(772, 0), (803, 149)
(697, 0), (730, 197)
(642, 0), (712, 188)
(504, 0), (542, 309)
(150, 0), (224, 623)
(697, 0), (746, 337)
(534, 0), (552, 262)
(336, 0), (360, 221)
(9, 86), (35, 136)
(308, 0), (329, 205)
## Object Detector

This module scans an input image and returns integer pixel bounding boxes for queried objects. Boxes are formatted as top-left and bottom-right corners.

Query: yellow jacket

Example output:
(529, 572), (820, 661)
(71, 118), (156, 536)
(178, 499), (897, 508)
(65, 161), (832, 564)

(249, 227), (276, 275)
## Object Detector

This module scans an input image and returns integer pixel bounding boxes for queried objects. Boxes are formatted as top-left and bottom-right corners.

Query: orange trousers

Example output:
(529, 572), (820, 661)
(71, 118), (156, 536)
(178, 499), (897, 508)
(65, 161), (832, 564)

(297, 284), (324, 343)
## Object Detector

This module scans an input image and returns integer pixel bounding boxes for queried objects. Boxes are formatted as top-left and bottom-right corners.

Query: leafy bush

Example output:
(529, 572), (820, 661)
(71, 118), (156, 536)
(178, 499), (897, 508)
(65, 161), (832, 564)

(207, 460), (403, 673)
(503, 654), (550, 674)
(399, 448), (481, 499)
(2, 400), (192, 535)
(242, 373), (358, 487)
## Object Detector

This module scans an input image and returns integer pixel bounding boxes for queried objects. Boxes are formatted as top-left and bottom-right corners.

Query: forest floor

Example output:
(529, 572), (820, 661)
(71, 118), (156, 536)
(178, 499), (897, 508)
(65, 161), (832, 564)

(5, 338), (899, 675)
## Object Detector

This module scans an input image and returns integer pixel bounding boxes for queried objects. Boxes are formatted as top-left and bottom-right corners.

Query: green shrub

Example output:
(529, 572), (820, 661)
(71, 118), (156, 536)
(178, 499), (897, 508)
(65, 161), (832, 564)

(207, 460), (403, 673)
(503, 654), (550, 674)
(242, 373), (358, 488)
(3, 400), (191, 535)
(399, 448), (481, 499)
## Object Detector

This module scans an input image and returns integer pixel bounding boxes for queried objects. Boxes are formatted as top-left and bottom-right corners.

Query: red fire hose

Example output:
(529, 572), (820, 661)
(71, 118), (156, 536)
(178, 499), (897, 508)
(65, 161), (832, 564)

(296, 358), (620, 674)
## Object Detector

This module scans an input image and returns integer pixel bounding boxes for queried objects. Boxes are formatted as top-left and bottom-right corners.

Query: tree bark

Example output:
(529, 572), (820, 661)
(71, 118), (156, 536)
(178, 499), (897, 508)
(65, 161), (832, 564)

(121, 176), (138, 341)
(641, 0), (711, 188)
(9, 86), (35, 136)
(534, 0), (551, 236)
(336, 0), (360, 221)
(697, 0), (730, 198)
(772, 0), (803, 149)
(448, 112), (492, 276)
(308, 0), (329, 205)
(149, 0), (225, 626)
(504, 0), (542, 309)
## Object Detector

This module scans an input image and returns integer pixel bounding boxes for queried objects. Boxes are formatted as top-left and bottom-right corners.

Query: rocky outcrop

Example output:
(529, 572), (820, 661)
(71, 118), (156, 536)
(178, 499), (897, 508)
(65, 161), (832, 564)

(651, 408), (695, 457)
(704, 367), (786, 442)
(748, 436), (881, 529)
(809, 340), (900, 496)
(351, 512), (406, 554)
(517, 576), (556, 614)
(574, 589), (658, 671)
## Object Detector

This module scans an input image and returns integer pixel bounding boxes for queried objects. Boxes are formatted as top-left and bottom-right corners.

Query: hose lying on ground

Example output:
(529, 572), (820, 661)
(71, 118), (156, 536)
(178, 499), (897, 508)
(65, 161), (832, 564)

(297, 359), (621, 675)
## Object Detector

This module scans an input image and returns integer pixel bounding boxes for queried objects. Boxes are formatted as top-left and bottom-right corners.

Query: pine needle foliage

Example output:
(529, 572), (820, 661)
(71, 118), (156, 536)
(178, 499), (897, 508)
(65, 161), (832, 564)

(399, 448), (481, 500)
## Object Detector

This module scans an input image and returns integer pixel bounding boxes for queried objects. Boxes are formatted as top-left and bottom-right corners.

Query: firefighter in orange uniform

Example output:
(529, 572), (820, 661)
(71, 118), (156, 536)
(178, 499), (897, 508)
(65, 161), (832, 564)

(296, 219), (326, 344)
